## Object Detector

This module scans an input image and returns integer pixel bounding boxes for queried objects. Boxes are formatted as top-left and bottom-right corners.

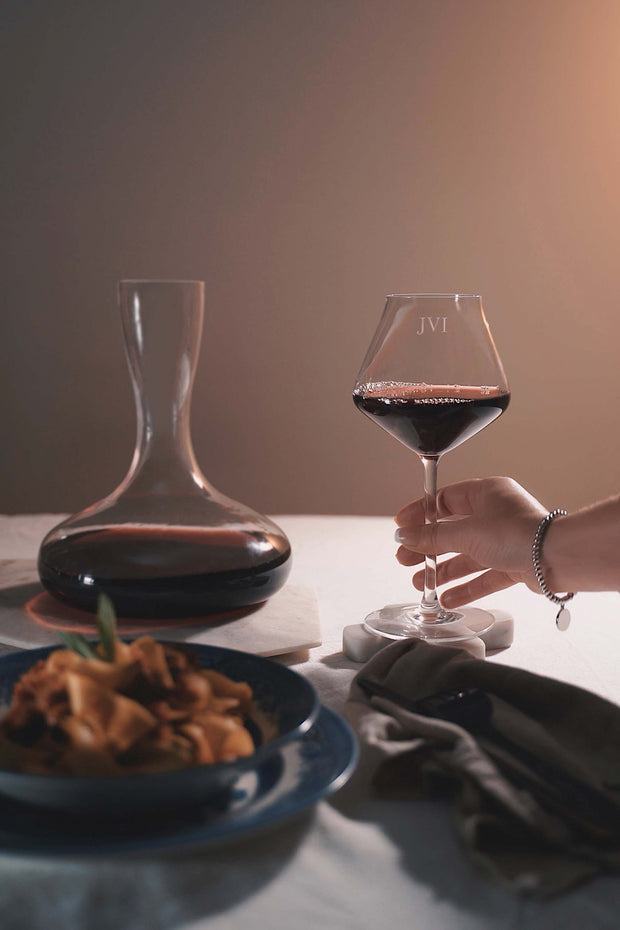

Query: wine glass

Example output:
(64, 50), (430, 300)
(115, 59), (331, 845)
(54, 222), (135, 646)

(353, 294), (510, 642)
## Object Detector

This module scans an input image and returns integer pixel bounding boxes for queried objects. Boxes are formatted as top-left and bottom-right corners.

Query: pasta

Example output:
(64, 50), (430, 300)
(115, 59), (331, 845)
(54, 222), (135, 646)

(0, 636), (256, 776)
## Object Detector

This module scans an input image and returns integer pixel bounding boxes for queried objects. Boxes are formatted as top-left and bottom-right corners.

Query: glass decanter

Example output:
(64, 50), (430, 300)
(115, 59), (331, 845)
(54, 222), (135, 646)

(38, 280), (291, 619)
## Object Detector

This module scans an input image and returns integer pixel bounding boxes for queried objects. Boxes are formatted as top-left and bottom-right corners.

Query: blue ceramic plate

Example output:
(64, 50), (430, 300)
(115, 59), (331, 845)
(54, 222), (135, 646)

(0, 704), (357, 855)
(0, 643), (319, 814)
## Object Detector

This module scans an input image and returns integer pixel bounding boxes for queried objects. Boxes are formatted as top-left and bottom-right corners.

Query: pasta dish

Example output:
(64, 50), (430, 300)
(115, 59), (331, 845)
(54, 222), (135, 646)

(0, 606), (256, 777)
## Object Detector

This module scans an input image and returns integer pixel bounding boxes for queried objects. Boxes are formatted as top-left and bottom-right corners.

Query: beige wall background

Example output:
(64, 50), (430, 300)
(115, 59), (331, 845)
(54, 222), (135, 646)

(2, 0), (619, 518)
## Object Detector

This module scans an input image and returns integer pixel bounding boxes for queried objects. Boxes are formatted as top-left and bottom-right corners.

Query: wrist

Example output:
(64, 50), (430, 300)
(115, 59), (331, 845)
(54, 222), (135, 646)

(541, 497), (620, 594)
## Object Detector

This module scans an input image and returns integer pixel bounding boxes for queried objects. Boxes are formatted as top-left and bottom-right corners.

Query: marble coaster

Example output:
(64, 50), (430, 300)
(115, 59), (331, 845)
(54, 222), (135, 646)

(343, 609), (514, 663)
(0, 559), (322, 657)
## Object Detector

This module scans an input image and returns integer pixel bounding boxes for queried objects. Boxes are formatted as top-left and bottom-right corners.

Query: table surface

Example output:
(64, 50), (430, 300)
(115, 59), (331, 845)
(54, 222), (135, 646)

(1, 512), (620, 930)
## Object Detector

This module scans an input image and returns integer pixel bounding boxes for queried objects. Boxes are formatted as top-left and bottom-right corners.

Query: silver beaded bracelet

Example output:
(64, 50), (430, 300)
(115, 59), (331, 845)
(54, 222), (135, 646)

(532, 509), (574, 630)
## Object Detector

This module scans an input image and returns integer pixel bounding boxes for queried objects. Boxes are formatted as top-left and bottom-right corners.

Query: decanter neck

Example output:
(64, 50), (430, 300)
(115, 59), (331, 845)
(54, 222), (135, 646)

(118, 280), (211, 495)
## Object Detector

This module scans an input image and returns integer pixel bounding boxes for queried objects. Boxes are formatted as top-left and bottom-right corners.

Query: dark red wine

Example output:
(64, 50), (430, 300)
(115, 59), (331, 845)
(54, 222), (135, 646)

(38, 525), (291, 618)
(354, 382), (509, 456)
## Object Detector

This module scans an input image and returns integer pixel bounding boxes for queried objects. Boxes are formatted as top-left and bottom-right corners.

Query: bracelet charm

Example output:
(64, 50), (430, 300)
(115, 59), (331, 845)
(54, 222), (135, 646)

(555, 604), (571, 631)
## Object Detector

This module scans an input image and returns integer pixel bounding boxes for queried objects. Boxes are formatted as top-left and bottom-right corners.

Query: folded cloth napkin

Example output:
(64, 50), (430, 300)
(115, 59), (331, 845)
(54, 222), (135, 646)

(346, 638), (620, 896)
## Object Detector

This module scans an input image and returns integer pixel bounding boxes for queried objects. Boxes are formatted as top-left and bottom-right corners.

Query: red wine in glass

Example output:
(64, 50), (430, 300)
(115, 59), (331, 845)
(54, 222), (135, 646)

(353, 383), (510, 457)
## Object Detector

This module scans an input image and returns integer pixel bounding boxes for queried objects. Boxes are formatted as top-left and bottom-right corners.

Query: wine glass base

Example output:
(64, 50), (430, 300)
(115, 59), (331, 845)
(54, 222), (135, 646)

(363, 603), (494, 643)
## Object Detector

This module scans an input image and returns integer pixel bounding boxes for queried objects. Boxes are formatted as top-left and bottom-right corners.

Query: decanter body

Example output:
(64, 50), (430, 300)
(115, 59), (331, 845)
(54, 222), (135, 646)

(38, 280), (291, 618)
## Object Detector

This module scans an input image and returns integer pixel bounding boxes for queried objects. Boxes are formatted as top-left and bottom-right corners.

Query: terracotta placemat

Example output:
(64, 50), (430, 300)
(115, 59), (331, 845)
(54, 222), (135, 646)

(0, 559), (321, 657)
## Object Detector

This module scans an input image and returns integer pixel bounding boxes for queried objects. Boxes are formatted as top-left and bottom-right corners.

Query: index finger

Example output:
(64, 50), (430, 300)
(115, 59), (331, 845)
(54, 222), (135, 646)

(395, 478), (483, 526)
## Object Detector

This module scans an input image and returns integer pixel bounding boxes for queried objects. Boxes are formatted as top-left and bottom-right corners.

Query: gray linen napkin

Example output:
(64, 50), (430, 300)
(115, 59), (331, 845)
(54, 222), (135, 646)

(346, 638), (620, 896)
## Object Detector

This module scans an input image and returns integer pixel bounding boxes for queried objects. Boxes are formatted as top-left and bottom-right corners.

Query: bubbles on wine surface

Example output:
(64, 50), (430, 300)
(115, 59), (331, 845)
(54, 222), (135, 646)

(354, 381), (506, 402)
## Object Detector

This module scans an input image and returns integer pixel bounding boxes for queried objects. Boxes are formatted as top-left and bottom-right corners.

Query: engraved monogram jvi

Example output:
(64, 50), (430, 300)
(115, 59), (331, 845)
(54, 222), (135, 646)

(416, 316), (447, 335)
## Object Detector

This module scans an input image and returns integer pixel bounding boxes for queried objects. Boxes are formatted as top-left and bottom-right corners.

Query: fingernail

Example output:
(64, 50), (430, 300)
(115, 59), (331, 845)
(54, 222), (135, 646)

(394, 528), (418, 544)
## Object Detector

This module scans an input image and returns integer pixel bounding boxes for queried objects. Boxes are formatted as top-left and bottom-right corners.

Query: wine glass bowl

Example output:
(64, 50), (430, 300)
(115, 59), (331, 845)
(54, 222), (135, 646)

(353, 294), (509, 642)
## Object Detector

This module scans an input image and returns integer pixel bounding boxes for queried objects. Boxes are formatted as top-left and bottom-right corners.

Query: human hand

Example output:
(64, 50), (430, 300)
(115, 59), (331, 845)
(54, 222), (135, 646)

(395, 477), (547, 608)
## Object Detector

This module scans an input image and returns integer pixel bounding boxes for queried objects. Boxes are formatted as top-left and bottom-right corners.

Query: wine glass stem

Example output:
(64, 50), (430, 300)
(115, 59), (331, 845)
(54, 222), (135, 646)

(420, 455), (441, 615)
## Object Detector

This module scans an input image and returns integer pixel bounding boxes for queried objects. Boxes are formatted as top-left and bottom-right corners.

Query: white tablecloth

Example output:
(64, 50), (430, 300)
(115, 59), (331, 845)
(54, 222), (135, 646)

(1, 513), (619, 930)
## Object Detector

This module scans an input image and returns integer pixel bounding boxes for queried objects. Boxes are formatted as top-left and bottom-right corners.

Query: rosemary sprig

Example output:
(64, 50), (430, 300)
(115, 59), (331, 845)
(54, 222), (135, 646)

(57, 632), (100, 660)
(58, 593), (118, 662)
(97, 592), (117, 662)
